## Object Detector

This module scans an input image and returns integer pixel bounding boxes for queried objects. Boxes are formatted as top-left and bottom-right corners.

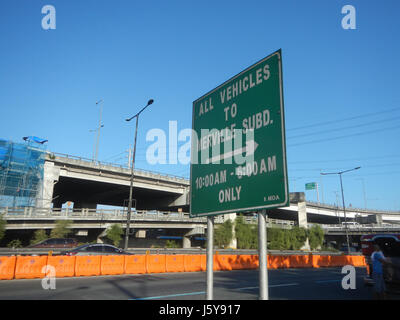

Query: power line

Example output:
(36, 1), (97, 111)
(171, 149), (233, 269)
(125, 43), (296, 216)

(287, 106), (400, 132)
(287, 115), (400, 140)
(288, 124), (400, 147)
(288, 154), (400, 164)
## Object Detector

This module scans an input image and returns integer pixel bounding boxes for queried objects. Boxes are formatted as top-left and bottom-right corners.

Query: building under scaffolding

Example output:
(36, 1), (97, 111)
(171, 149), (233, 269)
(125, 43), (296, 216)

(0, 138), (46, 207)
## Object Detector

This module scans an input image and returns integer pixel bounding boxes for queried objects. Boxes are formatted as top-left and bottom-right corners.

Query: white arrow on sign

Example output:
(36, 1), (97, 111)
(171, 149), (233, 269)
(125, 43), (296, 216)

(204, 140), (258, 164)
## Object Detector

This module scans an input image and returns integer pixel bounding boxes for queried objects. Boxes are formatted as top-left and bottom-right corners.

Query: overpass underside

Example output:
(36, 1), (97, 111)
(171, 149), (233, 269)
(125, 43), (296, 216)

(53, 176), (188, 211)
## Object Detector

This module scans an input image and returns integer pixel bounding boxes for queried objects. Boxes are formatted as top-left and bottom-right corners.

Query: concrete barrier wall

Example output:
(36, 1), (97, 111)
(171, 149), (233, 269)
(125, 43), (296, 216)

(0, 254), (366, 280)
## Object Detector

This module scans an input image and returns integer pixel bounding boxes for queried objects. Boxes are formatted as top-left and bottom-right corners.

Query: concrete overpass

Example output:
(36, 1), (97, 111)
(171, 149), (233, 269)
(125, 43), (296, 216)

(41, 153), (190, 211)
(38, 153), (400, 227)
(3, 152), (400, 248)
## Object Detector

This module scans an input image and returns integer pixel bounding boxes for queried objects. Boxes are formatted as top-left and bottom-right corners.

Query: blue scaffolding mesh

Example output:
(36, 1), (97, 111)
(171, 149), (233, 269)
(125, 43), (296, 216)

(0, 138), (46, 207)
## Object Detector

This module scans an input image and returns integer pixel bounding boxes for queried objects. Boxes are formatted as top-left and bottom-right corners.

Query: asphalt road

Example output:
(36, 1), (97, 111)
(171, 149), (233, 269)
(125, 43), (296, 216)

(1, 267), (393, 300)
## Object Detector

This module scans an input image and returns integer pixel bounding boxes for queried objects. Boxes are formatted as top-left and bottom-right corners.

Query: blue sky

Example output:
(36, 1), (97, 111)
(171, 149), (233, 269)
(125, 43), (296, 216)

(1, 0), (399, 211)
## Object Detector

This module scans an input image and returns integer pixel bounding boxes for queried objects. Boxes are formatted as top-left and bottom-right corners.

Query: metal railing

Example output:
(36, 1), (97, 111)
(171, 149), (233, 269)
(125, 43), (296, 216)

(48, 152), (189, 182)
(306, 201), (400, 215)
(0, 207), (210, 223)
(318, 223), (400, 232)
(0, 207), (295, 228)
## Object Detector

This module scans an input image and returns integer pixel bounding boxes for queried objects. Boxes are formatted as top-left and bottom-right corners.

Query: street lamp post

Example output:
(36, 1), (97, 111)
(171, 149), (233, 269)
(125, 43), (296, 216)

(124, 99), (154, 250)
(321, 166), (361, 254)
(95, 99), (103, 162)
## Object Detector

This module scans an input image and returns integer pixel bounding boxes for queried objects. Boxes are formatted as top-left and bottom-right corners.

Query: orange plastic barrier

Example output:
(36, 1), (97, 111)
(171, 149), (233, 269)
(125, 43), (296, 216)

(229, 255), (244, 270)
(3, 254), (369, 281)
(75, 256), (101, 277)
(268, 255), (281, 269)
(146, 255), (166, 274)
(288, 255), (312, 268)
(47, 256), (76, 278)
(14, 256), (48, 279)
(184, 255), (202, 272)
(201, 254), (207, 271)
(280, 255), (291, 268)
(165, 255), (185, 273)
(125, 255), (147, 274)
(101, 255), (125, 276)
(214, 255), (233, 271)
(0, 256), (16, 280)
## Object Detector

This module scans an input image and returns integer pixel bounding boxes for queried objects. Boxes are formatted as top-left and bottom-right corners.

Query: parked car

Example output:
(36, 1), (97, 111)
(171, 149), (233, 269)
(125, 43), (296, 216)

(28, 238), (78, 249)
(62, 243), (130, 256)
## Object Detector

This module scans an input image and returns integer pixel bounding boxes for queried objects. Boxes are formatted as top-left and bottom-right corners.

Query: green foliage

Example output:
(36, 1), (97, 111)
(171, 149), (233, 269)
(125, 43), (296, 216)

(50, 220), (72, 238)
(265, 226), (308, 250)
(267, 228), (286, 250)
(30, 229), (48, 245)
(106, 224), (123, 246)
(214, 219), (234, 248)
(289, 227), (308, 250)
(0, 214), (6, 241)
(308, 225), (325, 250)
(7, 239), (22, 248)
(235, 216), (258, 249)
(165, 240), (180, 248)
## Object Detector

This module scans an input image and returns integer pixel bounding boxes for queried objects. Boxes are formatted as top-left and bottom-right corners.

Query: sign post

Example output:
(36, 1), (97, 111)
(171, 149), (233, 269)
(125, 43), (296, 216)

(206, 216), (214, 300)
(258, 209), (268, 300)
(190, 49), (289, 300)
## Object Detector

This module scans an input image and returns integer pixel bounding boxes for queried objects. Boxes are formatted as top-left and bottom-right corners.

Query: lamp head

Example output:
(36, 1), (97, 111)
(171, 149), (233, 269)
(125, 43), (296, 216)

(147, 99), (154, 106)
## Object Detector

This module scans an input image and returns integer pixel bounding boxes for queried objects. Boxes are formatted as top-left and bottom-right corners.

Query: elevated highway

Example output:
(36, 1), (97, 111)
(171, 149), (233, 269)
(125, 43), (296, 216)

(2, 152), (400, 248)
(41, 153), (190, 210)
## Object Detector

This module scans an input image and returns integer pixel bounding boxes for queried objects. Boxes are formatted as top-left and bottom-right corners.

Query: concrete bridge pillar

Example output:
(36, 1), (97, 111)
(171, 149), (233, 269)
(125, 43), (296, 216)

(38, 161), (60, 208)
(298, 201), (308, 229)
(183, 236), (191, 248)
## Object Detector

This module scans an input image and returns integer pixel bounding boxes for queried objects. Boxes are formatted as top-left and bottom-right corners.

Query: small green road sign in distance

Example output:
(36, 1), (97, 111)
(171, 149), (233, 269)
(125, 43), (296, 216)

(305, 182), (317, 190)
(190, 49), (289, 217)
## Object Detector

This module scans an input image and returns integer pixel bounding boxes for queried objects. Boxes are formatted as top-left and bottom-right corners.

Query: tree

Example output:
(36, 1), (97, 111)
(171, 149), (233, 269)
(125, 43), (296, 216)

(235, 216), (258, 249)
(214, 219), (233, 248)
(30, 229), (48, 245)
(106, 224), (123, 247)
(268, 228), (286, 250)
(50, 220), (72, 238)
(267, 227), (308, 250)
(0, 214), (6, 242)
(308, 225), (325, 250)
(165, 240), (180, 248)
(289, 226), (308, 250)
(7, 239), (22, 249)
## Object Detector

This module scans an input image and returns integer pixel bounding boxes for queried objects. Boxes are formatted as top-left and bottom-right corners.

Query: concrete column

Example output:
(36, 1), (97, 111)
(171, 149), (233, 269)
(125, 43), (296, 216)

(297, 199), (310, 250)
(376, 214), (383, 226)
(297, 201), (308, 229)
(183, 236), (191, 248)
(38, 161), (60, 208)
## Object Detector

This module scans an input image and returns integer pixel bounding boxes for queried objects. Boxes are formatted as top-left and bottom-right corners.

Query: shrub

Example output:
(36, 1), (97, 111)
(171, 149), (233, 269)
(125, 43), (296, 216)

(30, 229), (48, 245)
(7, 239), (22, 248)
(308, 225), (325, 250)
(50, 220), (72, 238)
(0, 215), (5, 241)
(106, 224), (123, 246)
(235, 216), (258, 249)
(214, 219), (233, 248)
(165, 240), (180, 248)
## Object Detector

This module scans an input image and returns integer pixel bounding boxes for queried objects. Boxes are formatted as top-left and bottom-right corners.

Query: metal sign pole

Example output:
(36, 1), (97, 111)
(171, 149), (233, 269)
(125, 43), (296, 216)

(206, 216), (214, 300)
(258, 209), (268, 300)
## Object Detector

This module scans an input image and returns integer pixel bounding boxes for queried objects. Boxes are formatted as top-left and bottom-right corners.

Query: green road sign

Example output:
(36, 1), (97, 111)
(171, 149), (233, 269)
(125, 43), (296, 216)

(190, 49), (289, 217)
(305, 182), (317, 190)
